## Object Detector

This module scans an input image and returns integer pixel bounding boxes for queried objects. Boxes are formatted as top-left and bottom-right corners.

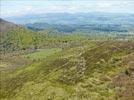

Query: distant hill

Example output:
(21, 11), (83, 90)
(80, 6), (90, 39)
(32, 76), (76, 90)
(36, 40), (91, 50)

(4, 13), (134, 33)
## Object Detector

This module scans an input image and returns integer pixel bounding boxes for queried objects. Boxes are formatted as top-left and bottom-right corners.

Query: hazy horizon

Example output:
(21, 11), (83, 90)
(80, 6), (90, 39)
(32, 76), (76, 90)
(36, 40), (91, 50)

(1, 0), (134, 18)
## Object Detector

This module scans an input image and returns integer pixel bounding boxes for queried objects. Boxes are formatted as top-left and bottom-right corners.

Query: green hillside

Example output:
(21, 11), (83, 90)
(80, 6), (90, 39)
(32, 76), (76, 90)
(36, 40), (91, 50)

(0, 19), (45, 52)
(0, 19), (134, 100)
(1, 40), (134, 100)
(0, 19), (88, 53)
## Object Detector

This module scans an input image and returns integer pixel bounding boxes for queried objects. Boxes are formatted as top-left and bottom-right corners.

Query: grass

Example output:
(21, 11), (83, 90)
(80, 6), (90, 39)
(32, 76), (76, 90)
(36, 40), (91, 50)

(0, 40), (134, 100)
(0, 62), (9, 68)
(23, 48), (62, 60)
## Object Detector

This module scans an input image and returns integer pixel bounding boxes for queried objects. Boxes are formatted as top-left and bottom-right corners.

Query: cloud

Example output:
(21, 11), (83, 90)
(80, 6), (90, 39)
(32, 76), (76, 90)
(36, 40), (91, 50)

(97, 2), (112, 8)
(1, 0), (134, 17)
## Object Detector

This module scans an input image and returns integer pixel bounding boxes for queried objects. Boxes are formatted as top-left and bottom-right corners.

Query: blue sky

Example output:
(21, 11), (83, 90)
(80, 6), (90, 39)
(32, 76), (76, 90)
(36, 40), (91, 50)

(1, 0), (134, 18)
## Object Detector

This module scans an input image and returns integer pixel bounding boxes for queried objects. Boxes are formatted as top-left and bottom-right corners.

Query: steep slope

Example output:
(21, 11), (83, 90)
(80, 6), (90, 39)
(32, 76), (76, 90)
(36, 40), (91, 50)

(0, 18), (22, 33)
(0, 18), (42, 52)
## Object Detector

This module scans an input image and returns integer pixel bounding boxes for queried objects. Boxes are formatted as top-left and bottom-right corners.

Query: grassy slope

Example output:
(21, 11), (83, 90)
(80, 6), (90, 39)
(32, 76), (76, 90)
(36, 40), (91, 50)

(0, 40), (134, 100)
(113, 52), (134, 100)
(0, 19), (48, 52)
(0, 26), (88, 53)
(23, 48), (62, 60)
(0, 28), (39, 52)
(0, 19), (36, 52)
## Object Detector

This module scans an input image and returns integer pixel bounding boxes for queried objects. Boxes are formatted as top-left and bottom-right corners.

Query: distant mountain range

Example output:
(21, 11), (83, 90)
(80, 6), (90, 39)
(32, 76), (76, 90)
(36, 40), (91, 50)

(4, 12), (134, 25)
(4, 12), (134, 33)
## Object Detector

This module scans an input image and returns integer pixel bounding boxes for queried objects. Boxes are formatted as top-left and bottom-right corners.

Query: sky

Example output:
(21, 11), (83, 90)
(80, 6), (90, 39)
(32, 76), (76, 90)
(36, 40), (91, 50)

(1, 0), (134, 18)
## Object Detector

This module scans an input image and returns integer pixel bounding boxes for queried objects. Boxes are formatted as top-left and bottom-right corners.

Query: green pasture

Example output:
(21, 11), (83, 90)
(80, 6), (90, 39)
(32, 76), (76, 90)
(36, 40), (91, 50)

(23, 48), (62, 60)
